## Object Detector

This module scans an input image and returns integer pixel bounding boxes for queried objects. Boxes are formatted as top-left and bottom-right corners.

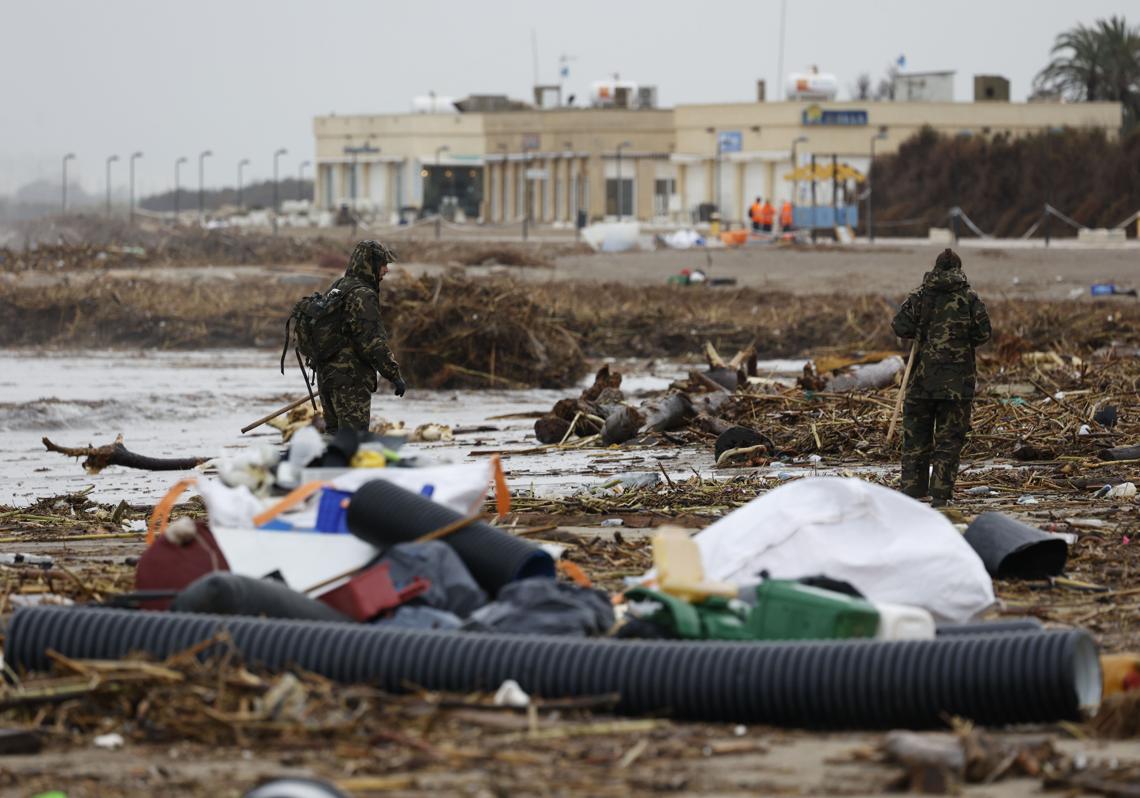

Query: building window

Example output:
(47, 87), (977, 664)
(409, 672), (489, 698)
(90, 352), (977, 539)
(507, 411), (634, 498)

(606, 178), (633, 217)
(654, 178), (676, 217)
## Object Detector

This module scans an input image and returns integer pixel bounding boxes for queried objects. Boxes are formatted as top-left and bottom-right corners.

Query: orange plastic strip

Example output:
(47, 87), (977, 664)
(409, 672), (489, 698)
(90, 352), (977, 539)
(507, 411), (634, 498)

(491, 455), (511, 519)
(557, 560), (592, 588)
(251, 481), (328, 528)
(146, 477), (197, 546)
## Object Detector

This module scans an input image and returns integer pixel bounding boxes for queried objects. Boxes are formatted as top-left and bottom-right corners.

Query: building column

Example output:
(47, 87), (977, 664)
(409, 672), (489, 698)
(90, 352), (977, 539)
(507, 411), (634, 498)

(587, 154), (605, 220)
(735, 161), (746, 225)
(561, 157), (572, 222)
(385, 163), (397, 221)
(547, 158), (556, 223)
(636, 158), (654, 222)
(502, 161), (512, 222)
(676, 163), (687, 223)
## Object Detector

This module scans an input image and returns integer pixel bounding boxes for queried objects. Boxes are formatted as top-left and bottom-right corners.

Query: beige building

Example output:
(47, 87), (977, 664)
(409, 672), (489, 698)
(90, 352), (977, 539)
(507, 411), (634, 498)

(313, 98), (1121, 226)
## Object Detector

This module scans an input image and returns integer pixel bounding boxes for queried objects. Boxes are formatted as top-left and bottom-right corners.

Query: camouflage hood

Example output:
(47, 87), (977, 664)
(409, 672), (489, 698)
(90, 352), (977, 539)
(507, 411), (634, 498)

(922, 267), (969, 294)
(344, 240), (397, 285)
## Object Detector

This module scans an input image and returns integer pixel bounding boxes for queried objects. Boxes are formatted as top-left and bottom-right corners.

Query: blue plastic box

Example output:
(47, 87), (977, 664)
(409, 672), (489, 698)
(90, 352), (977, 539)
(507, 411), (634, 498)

(315, 489), (353, 534)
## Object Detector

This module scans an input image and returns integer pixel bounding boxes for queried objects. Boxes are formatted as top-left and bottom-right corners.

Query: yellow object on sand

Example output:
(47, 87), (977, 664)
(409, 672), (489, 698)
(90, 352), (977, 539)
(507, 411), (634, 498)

(653, 526), (737, 602)
(350, 450), (388, 468)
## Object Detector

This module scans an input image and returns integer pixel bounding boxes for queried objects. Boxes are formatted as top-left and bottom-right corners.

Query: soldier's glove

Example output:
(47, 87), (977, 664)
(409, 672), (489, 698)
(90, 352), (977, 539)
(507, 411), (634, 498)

(393, 377), (407, 397)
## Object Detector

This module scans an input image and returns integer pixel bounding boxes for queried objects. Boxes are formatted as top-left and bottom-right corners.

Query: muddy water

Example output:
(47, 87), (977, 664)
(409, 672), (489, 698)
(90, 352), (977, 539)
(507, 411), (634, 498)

(1, 349), (764, 507)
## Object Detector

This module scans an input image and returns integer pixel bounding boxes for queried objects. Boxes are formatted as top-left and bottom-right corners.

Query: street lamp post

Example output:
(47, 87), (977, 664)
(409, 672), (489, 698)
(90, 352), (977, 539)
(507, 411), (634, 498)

(61, 153), (75, 214)
(298, 160), (311, 201)
(273, 148), (287, 232)
(198, 150), (212, 224)
(615, 140), (632, 219)
(237, 158), (250, 210)
(1044, 127), (1062, 247)
(105, 155), (119, 216)
(951, 130), (972, 245)
(434, 145), (450, 240)
(868, 130), (887, 242)
(174, 156), (187, 224)
(129, 151), (143, 224)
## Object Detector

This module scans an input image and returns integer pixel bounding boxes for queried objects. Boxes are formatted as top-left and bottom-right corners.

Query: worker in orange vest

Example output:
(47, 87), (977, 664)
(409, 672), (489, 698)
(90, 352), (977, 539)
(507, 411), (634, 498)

(749, 197), (763, 232)
(759, 199), (775, 232)
(780, 200), (794, 231)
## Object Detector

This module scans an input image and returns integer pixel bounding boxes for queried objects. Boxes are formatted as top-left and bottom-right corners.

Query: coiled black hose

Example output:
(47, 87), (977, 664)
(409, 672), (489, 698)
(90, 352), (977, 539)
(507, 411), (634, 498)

(346, 480), (553, 595)
(5, 607), (1100, 729)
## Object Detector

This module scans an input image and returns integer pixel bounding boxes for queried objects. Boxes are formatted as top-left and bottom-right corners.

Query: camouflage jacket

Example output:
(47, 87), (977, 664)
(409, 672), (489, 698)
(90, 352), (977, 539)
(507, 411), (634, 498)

(892, 268), (991, 399)
(318, 245), (402, 389)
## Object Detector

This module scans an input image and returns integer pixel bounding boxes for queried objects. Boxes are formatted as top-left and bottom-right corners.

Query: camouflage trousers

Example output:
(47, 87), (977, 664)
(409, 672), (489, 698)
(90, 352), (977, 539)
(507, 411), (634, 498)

(317, 373), (372, 433)
(900, 395), (973, 501)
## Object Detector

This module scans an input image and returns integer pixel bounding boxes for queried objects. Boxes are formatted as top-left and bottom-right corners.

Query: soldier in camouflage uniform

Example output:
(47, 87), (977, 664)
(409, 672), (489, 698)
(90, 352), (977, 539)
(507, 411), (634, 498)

(891, 248), (991, 506)
(316, 240), (406, 433)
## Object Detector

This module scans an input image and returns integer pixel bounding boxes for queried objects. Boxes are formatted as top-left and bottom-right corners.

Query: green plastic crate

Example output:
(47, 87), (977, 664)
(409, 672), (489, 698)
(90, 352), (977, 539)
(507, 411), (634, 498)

(747, 580), (879, 641)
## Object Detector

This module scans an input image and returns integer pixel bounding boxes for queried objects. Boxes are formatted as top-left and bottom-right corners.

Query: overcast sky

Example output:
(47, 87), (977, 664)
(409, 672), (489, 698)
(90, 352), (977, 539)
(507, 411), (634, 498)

(1, 0), (1131, 197)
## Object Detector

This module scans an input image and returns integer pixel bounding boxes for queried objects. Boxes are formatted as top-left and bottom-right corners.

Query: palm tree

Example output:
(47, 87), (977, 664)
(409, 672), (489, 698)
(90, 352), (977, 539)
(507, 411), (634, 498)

(1034, 16), (1140, 128)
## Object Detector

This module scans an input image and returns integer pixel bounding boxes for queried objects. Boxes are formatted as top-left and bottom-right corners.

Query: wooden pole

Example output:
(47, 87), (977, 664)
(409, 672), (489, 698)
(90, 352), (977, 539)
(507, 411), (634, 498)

(886, 340), (918, 444)
(241, 396), (312, 434)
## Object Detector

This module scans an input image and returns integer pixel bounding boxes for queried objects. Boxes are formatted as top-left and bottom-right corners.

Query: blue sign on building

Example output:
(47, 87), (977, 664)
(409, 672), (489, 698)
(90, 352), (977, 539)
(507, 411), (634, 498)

(717, 130), (743, 153)
(802, 105), (869, 126)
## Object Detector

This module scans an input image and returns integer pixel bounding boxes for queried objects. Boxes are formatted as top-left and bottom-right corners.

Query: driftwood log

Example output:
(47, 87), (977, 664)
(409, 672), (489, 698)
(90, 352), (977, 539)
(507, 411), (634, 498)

(535, 365), (627, 444)
(643, 392), (694, 433)
(1100, 444), (1140, 461)
(42, 435), (208, 474)
(601, 406), (645, 445)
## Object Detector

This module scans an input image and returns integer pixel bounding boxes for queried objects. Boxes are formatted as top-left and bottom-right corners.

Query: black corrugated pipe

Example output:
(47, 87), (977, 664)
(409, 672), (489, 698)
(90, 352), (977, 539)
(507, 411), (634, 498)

(170, 573), (351, 623)
(936, 618), (1045, 636)
(346, 480), (554, 595)
(5, 607), (1101, 729)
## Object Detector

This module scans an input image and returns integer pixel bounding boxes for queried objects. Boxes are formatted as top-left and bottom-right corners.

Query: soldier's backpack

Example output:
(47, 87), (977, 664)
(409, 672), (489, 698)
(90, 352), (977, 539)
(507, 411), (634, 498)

(280, 285), (350, 379)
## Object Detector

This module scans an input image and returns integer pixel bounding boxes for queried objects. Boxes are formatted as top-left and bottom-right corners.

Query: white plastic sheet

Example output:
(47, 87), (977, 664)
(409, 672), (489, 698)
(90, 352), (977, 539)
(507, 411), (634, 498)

(580, 222), (641, 253)
(693, 477), (994, 623)
(210, 526), (379, 591)
(824, 356), (904, 392)
(197, 460), (503, 590)
(330, 460), (498, 516)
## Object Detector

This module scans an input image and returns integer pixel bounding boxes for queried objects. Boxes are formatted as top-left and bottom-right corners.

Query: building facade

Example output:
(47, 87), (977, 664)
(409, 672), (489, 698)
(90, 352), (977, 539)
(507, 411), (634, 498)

(313, 99), (1121, 226)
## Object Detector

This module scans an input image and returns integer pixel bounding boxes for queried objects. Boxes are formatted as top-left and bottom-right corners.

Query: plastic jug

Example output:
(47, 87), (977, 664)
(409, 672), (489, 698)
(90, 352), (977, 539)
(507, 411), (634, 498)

(652, 527), (737, 602)
(873, 602), (936, 640)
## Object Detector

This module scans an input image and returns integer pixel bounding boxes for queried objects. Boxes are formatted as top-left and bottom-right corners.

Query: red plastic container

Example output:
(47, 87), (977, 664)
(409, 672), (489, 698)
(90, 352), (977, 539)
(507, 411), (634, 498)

(318, 561), (429, 621)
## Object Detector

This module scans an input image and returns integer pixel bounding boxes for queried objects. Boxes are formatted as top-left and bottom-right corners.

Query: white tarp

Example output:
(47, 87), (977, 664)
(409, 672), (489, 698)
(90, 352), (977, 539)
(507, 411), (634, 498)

(661, 229), (706, 249)
(581, 221), (642, 253)
(693, 477), (994, 623)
